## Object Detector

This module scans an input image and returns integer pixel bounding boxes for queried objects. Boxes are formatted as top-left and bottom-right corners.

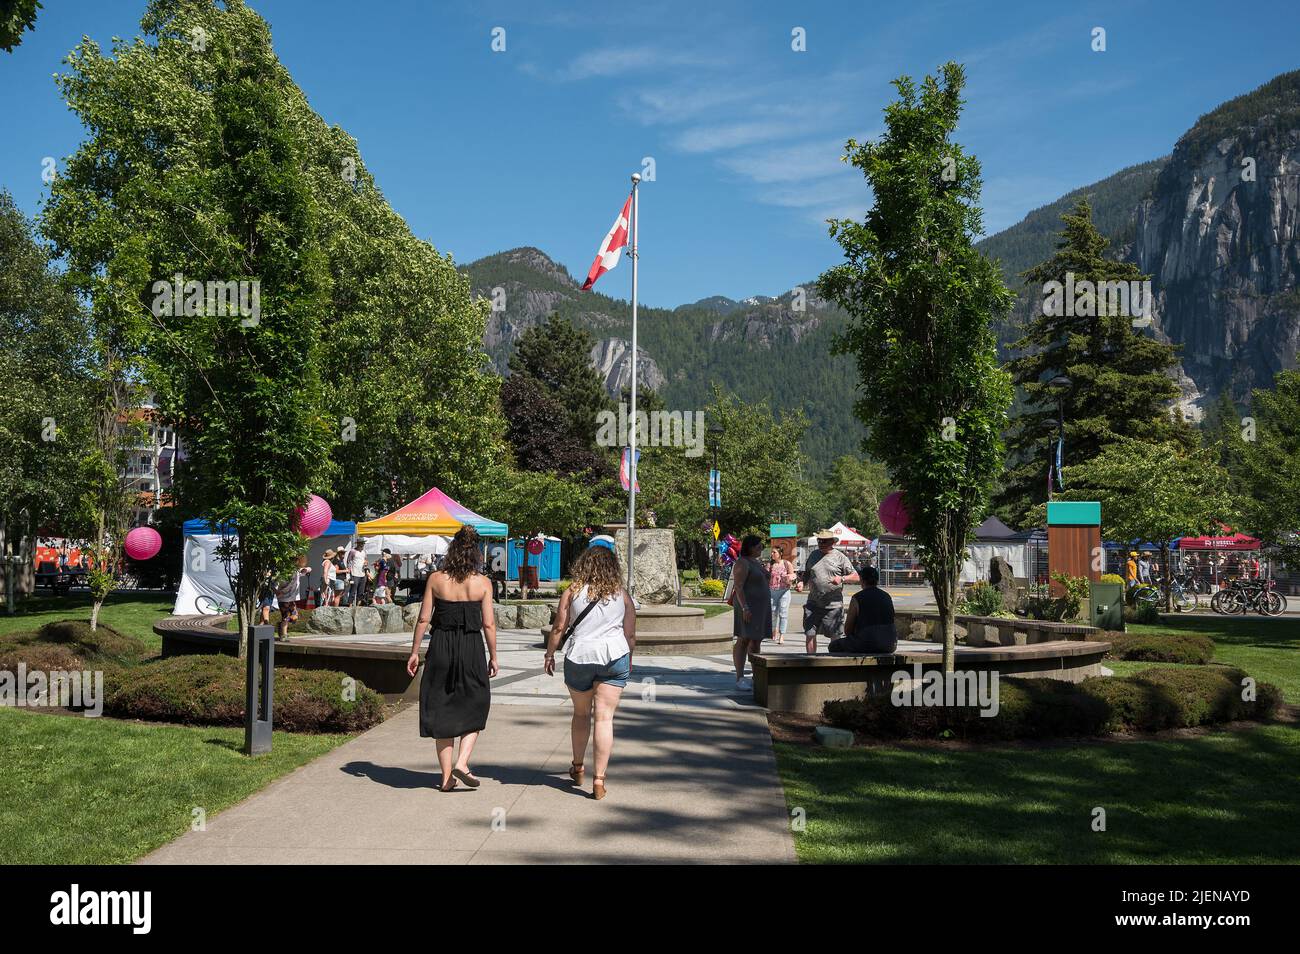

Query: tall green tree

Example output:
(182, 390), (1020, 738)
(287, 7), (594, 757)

(1238, 370), (1300, 569)
(0, 190), (93, 611)
(998, 200), (1184, 524)
(819, 62), (1013, 672)
(0, 0), (40, 52)
(815, 456), (893, 538)
(508, 316), (614, 446)
(1063, 439), (1235, 610)
(44, 0), (332, 655)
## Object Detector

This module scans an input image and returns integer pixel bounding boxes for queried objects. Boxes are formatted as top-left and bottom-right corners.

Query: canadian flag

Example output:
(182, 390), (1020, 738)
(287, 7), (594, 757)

(581, 195), (632, 290)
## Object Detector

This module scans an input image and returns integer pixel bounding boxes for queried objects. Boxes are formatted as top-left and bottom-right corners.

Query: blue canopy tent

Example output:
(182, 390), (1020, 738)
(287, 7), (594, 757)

(174, 518), (358, 615)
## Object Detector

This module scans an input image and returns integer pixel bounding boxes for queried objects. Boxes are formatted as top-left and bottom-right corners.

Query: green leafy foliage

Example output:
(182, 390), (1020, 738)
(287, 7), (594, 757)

(819, 62), (1013, 669)
(998, 200), (1186, 524)
(1238, 370), (1300, 568)
(1102, 630), (1215, 665)
(0, 0), (40, 52)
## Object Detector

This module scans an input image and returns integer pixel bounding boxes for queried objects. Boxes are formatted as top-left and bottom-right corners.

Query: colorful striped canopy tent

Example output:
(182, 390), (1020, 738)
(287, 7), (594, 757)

(355, 487), (507, 538)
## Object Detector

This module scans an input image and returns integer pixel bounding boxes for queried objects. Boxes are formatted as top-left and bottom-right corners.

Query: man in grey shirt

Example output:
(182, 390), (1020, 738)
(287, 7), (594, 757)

(795, 529), (860, 653)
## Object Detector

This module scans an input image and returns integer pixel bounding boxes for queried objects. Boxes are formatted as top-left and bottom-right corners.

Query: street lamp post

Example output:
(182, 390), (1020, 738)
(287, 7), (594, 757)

(1045, 375), (1072, 500)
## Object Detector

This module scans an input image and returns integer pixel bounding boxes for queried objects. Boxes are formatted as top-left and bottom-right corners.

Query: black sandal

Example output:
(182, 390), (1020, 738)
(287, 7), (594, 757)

(452, 768), (480, 788)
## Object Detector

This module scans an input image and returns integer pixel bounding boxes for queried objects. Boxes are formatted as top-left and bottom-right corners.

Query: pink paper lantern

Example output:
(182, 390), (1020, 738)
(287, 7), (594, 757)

(878, 491), (912, 535)
(295, 494), (333, 539)
(124, 526), (162, 561)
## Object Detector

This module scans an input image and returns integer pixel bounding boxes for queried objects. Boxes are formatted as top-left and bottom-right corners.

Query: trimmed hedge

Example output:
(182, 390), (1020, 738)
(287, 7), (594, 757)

(102, 655), (383, 733)
(823, 666), (1282, 741)
(699, 578), (725, 597)
(1124, 601), (1161, 624)
(1103, 630), (1215, 665)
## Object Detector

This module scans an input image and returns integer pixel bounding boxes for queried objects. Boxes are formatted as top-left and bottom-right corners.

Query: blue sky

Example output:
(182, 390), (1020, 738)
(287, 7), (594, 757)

(2, 0), (1298, 307)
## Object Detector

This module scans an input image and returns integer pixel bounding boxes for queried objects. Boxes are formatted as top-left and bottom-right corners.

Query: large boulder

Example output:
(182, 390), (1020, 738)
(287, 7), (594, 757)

(352, 606), (382, 635)
(613, 527), (679, 604)
(988, 555), (1018, 610)
(516, 602), (553, 630)
(401, 601), (423, 627)
(307, 606), (354, 636)
(493, 603), (518, 630)
(377, 603), (407, 633)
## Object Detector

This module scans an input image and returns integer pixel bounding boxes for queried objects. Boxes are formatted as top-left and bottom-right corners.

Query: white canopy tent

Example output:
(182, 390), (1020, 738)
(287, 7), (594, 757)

(960, 516), (1028, 584)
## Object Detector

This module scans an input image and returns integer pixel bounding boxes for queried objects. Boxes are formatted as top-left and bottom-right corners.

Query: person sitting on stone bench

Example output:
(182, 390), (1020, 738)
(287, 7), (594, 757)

(828, 566), (897, 655)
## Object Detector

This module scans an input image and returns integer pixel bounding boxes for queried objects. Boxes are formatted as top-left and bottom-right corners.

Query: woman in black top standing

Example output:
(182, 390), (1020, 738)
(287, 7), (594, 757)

(406, 526), (499, 792)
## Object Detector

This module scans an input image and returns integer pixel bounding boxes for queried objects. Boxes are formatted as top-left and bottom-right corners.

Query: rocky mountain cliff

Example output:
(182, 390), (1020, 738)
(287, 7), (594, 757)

(462, 69), (1300, 466)
(1132, 70), (1300, 412)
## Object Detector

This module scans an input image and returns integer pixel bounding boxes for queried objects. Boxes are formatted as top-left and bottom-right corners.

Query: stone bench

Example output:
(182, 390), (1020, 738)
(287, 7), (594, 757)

(752, 640), (1111, 715)
(893, 611), (1098, 647)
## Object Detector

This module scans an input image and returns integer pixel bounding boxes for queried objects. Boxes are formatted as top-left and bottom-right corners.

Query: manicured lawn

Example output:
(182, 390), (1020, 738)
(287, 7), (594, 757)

(685, 603), (731, 619)
(0, 707), (352, 864)
(0, 592), (173, 654)
(775, 723), (1300, 864)
(1129, 615), (1300, 702)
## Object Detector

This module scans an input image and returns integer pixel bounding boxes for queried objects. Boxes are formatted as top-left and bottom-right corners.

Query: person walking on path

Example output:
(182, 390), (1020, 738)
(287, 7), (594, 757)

(768, 548), (794, 645)
(829, 566), (897, 654)
(406, 526), (499, 793)
(731, 534), (772, 691)
(545, 538), (635, 801)
(795, 529), (859, 653)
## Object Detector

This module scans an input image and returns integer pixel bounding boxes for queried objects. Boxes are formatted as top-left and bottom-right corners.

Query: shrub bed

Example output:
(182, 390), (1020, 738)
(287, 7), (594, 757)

(0, 642), (87, 675)
(103, 655), (384, 732)
(37, 620), (150, 664)
(823, 666), (1281, 741)
(1103, 630), (1215, 664)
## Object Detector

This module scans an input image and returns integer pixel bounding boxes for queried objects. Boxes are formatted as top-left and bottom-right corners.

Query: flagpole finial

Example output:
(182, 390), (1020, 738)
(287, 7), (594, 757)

(631, 172), (641, 184)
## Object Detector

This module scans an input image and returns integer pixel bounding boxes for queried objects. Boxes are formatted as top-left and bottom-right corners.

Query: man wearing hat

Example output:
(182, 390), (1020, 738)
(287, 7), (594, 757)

(795, 529), (860, 653)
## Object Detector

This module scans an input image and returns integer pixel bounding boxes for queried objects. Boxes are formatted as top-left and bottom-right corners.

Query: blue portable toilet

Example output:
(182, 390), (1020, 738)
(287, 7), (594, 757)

(505, 536), (561, 581)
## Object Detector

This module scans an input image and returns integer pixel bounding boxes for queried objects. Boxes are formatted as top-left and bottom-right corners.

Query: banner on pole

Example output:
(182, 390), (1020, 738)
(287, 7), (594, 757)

(620, 447), (640, 492)
(708, 469), (721, 508)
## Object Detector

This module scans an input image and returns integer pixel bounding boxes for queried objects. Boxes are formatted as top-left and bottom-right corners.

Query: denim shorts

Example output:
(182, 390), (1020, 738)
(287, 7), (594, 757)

(563, 652), (631, 691)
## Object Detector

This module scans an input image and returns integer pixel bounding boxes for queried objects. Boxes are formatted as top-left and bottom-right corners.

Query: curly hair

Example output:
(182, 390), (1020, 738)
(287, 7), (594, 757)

(441, 526), (482, 582)
(570, 545), (623, 603)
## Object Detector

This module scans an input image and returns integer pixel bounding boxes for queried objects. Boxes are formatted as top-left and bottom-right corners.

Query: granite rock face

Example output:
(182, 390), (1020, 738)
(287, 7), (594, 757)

(401, 601), (422, 627)
(614, 527), (679, 604)
(1133, 122), (1300, 414)
(516, 603), (554, 629)
(493, 603), (518, 631)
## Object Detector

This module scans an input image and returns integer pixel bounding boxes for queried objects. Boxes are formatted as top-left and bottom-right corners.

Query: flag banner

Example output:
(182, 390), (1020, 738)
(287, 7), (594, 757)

(1055, 435), (1065, 490)
(708, 468), (721, 508)
(581, 195), (632, 290)
(620, 447), (641, 492)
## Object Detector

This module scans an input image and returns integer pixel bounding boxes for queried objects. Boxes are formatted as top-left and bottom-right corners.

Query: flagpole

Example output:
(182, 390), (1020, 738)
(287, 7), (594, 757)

(626, 172), (641, 598)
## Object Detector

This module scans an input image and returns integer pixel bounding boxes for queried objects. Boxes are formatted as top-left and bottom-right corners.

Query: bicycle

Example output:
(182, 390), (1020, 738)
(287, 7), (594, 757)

(194, 594), (236, 615)
(1132, 576), (1198, 613)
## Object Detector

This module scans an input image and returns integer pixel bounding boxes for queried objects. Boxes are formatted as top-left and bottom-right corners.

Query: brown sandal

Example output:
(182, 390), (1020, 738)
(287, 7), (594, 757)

(593, 775), (607, 800)
(568, 762), (585, 785)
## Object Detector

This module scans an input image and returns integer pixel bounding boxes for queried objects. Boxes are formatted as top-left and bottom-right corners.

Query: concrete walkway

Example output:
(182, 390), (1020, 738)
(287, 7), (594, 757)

(143, 622), (798, 865)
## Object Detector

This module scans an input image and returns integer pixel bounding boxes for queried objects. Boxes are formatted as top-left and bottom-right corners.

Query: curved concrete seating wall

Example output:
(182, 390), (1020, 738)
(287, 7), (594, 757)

(893, 611), (1099, 647)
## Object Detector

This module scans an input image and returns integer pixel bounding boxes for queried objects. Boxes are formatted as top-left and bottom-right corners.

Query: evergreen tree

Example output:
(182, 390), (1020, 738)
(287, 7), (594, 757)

(998, 200), (1185, 525)
(508, 316), (614, 445)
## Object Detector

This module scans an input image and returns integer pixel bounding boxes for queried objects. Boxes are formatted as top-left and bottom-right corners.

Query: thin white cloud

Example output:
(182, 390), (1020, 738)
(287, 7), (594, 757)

(674, 120), (793, 154)
(558, 45), (719, 81)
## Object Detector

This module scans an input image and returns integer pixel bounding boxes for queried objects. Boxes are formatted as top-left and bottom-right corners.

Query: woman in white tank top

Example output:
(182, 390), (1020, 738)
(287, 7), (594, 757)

(544, 540), (636, 800)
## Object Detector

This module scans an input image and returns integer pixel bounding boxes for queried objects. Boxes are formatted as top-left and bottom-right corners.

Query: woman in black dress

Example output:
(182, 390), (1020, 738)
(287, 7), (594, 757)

(405, 526), (499, 792)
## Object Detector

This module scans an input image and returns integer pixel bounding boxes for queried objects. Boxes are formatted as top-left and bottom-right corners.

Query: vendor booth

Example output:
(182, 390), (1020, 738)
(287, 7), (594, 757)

(357, 486), (507, 581)
(173, 518), (356, 615)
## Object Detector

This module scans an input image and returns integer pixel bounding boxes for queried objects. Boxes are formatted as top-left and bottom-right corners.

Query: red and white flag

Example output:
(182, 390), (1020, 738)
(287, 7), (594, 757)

(581, 195), (632, 290)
